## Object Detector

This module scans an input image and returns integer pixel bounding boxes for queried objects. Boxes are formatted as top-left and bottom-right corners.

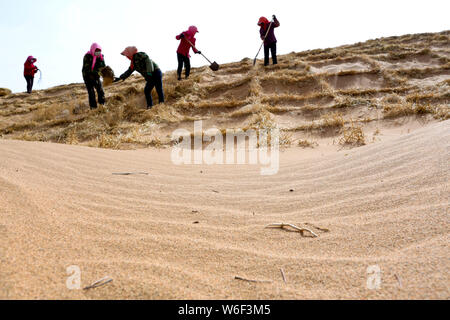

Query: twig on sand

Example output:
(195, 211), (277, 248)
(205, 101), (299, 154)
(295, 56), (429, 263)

(304, 223), (330, 233)
(394, 274), (403, 288)
(83, 277), (113, 291)
(280, 268), (287, 284)
(112, 172), (149, 176)
(212, 190), (220, 193)
(265, 223), (319, 238)
(235, 276), (272, 284)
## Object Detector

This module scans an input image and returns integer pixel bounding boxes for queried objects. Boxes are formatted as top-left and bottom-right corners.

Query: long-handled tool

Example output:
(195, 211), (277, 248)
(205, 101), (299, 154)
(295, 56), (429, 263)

(37, 69), (42, 84)
(185, 38), (220, 71)
(253, 20), (274, 66)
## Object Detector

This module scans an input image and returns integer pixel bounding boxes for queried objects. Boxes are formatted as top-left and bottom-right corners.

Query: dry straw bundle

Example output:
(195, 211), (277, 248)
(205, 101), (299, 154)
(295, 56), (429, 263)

(0, 88), (12, 97)
(100, 66), (115, 86)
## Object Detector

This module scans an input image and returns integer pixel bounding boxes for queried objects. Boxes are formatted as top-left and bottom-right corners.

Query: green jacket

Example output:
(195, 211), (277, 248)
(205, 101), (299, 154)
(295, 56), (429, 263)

(120, 52), (160, 80)
(82, 54), (106, 81)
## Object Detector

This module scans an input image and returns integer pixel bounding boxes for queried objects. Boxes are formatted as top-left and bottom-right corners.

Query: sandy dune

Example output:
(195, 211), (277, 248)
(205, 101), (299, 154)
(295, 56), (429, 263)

(1, 120), (448, 300)
(0, 31), (448, 150)
(0, 30), (449, 300)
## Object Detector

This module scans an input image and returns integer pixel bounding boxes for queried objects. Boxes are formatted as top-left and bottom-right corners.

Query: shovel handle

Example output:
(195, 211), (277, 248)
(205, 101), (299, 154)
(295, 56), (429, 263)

(263, 20), (274, 41)
(200, 53), (213, 65)
(184, 38), (212, 63)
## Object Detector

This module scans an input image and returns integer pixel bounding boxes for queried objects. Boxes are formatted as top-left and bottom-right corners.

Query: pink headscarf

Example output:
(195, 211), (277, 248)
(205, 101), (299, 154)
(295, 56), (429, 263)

(121, 46), (138, 69)
(26, 56), (37, 63)
(121, 46), (138, 60)
(86, 43), (104, 71)
(185, 26), (199, 37)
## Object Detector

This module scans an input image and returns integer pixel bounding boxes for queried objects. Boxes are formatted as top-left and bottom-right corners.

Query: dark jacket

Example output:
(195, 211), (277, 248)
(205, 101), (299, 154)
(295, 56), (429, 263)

(82, 54), (106, 81)
(120, 52), (160, 80)
(260, 18), (280, 46)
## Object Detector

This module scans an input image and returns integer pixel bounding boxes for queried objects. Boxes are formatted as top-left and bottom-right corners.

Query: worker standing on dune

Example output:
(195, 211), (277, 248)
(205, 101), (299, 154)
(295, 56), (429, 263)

(24, 56), (39, 94)
(115, 46), (164, 110)
(176, 26), (202, 80)
(258, 15), (280, 66)
(82, 43), (106, 110)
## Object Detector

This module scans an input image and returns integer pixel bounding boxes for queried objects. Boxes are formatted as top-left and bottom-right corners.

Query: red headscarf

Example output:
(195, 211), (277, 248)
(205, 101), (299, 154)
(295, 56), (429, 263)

(258, 17), (269, 26)
(26, 56), (37, 64)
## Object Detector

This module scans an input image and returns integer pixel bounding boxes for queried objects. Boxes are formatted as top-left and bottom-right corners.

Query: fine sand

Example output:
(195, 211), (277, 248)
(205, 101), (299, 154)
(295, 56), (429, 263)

(0, 120), (448, 300)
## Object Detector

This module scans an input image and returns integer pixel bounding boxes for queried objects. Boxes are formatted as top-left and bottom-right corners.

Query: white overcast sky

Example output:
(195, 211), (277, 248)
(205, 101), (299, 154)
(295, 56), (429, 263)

(0, 0), (449, 93)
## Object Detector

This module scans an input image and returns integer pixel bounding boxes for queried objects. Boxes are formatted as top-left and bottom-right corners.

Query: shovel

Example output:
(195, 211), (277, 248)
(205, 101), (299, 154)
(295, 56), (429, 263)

(185, 38), (220, 71)
(253, 20), (274, 66)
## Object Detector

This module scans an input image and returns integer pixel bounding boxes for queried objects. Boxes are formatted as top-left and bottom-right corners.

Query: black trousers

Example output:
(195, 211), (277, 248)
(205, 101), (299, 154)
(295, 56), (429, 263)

(264, 42), (278, 66)
(144, 69), (164, 108)
(177, 53), (191, 79)
(84, 77), (105, 109)
(24, 75), (34, 94)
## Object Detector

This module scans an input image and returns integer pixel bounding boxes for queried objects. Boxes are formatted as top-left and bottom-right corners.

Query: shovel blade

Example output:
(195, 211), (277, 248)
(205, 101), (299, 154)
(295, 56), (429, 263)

(209, 62), (220, 72)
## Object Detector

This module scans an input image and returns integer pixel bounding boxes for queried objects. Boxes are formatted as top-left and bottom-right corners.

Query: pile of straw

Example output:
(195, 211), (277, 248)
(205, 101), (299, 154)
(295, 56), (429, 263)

(100, 66), (115, 86)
